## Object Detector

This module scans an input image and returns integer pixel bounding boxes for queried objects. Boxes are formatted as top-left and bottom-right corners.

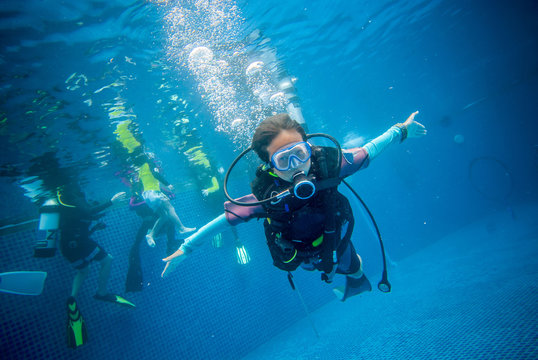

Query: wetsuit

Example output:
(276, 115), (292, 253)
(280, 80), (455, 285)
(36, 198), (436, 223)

(177, 124), (406, 275)
(58, 191), (111, 269)
(226, 125), (405, 274)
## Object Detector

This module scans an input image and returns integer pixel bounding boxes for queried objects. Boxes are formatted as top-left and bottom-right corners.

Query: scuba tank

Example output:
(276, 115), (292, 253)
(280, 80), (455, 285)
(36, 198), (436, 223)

(34, 198), (60, 258)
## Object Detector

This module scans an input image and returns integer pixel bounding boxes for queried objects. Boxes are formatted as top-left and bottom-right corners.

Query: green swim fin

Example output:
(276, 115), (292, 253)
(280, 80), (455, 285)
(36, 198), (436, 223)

(66, 296), (87, 348)
(94, 293), (135, 308)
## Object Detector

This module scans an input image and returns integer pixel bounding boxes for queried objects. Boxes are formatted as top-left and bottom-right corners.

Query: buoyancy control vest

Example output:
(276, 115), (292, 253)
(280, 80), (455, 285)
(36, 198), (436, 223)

(251, 146), (353, 272)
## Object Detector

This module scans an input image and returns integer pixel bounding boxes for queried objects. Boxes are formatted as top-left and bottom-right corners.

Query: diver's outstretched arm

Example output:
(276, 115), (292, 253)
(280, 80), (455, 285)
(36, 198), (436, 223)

(161, 213), (229, 278)
(363, 111), (426, 160)
(340, 111), (427, 177)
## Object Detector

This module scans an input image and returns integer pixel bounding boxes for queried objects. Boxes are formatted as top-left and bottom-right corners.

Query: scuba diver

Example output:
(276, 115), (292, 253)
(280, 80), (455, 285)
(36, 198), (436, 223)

(162, 111), (426, 301)
(134, 150), (196, 247)
(124, 175), (182, 292)
(26, 152), (135, 348)
(113, 119), (190, 291)
(172, 112), (251, 265)
(55, 184), (135, 348)
(113, 119), (196, 248)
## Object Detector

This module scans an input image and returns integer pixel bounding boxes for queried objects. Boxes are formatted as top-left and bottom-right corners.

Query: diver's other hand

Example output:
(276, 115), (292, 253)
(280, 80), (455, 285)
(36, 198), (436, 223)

(111, 191), (127, 204)
(161, 248), (186, 278)
(403, 111), (427, 138)
(167, 184), (174, 192)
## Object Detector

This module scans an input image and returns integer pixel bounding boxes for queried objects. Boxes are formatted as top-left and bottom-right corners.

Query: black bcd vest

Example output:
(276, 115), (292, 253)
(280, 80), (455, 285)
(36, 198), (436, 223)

(251, 146), (353, 271)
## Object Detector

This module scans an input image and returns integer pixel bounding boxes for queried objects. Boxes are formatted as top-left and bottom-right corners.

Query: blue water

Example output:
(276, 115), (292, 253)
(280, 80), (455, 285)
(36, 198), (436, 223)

(1, 1), (537, 359)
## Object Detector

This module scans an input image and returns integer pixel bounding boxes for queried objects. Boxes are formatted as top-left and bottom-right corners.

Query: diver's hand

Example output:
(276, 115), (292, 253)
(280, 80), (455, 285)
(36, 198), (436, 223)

(167, 184), (174, 192)
(110, 192), (127, 204)
(161, 248), (187, 278)
(403, 111), (427, 138)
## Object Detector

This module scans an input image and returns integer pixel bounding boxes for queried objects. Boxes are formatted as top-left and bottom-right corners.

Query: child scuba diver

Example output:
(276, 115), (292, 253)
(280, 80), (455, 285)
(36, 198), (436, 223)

(161, 111), (426, 301)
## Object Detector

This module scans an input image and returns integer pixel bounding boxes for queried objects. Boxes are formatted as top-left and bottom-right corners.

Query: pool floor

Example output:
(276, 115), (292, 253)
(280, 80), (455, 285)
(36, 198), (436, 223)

(242, 203), (538, 360)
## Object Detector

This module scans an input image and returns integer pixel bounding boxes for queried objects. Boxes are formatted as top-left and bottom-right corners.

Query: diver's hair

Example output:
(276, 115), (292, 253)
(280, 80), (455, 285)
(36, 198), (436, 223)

(251, 113), (307, 163)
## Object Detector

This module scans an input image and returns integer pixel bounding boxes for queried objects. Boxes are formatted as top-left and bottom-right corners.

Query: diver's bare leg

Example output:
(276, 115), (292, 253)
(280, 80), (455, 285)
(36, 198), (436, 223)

(163, 201), (195, 233)
(96, 254), (113, 296)
(71, 266), (90, 297)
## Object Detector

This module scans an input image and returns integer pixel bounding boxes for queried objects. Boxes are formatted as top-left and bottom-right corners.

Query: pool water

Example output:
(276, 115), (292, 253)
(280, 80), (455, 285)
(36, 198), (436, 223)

(0, 1), (537, 359)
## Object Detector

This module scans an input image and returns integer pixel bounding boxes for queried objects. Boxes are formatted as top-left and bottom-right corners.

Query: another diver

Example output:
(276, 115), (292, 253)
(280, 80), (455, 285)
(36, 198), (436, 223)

(162, 112), (426, 301)
(172, 116), (250, 264)
(27, 152), (135, 348)
(124, 179), (182, 292)
(113, 120), (184, 291)
(133, 152), (196, 247)
(56, 184), (135, 348)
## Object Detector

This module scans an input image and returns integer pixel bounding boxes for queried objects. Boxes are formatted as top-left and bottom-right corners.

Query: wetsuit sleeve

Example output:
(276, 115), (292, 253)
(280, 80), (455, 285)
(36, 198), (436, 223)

(339, 147), (370, 178)
(339, 125), (405, 178)
(87, 200), (113, 215)
(179, 214), (229, 254)
(223, 194), (266, 226)
(363, 125), (405, 160)
(66, 194), (112, 217)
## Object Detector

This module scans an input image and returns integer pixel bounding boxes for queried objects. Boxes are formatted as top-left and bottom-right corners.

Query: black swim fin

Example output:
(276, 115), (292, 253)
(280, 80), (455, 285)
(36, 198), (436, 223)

(125, 263), (143, 293)
(333, 274), (372, 302)
(66, 296), (87, 348)
(125, 240), (143, 293)
(126, 222), (147, 293)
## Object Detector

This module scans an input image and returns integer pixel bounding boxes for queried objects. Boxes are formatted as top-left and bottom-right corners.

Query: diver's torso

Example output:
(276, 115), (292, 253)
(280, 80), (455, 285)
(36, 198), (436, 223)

(252, 146), (352, 250)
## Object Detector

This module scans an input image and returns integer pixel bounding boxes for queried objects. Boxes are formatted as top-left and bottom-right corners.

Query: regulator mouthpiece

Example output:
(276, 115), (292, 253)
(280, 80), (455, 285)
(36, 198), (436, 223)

(292, 172), (316, 200)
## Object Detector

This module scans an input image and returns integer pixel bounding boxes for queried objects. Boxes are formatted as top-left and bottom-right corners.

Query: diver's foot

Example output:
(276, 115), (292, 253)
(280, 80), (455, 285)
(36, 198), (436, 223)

(332, 286), (345, 301)
(178, 226), (196, 234)
(146, 234), (156, 247)
(94, 293), (135, 308)
(333, 274), (372, 302)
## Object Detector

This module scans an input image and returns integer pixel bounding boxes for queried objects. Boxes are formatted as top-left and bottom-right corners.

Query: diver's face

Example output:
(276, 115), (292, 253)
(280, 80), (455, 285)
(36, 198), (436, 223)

(267, 129), (311, 182)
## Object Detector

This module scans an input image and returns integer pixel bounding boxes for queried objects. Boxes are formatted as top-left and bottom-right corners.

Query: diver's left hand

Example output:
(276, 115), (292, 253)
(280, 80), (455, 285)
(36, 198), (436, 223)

(110, 192), (127, 204)
(403, 111), (427, 138)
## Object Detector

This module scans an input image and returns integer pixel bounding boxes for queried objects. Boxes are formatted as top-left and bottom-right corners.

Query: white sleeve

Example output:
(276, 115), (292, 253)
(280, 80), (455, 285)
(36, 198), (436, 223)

(363, 125), (404, 160)
(179, 214), (230, 253)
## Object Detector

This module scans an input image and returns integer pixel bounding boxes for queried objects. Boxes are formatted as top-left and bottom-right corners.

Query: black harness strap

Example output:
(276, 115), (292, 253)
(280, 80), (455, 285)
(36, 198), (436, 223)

(316, 148), (339, 279)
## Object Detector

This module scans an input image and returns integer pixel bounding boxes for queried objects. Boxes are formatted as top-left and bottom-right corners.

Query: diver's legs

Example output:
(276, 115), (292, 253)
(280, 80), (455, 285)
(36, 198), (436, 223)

(333, 254), (371, 301)
(71, 266), (90, 297)
(146, 216), (163, 247)
(96, 254), (113, 296)
(162, 200), (195, 233)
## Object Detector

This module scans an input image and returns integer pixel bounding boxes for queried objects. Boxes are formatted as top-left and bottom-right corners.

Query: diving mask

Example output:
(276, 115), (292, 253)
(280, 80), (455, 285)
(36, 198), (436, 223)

(270, 141), (312, 171)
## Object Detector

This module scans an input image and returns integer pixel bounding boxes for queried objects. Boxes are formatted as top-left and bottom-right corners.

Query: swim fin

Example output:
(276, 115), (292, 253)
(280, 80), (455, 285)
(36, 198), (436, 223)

(125, 233), (143, 293)
(94, 293), (135, 308)
(0, 271), (47, 295)
(333, 274), (372, 302)
(66, 296), (87, 348)
(125, 258), (143, 293)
